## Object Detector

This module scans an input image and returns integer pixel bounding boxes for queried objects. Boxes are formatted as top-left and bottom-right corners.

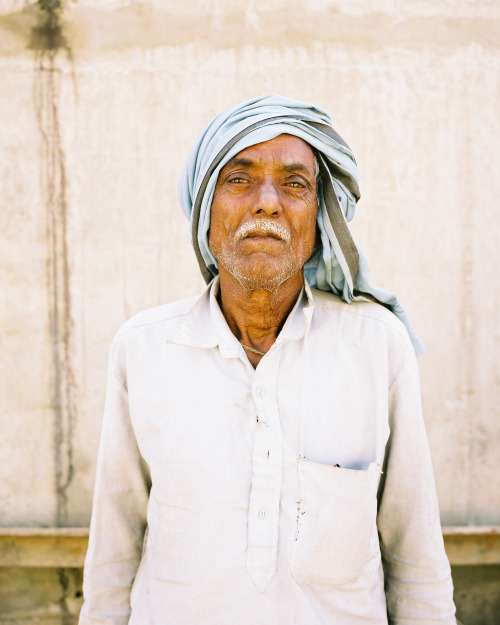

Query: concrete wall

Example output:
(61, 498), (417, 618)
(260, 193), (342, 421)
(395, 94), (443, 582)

(0, 1), (499, 623)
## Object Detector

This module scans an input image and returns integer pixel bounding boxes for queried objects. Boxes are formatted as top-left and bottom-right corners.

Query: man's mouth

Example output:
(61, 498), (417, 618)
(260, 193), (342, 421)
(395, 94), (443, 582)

(235, 219), (291, 244)
(246, 232), (281, 241)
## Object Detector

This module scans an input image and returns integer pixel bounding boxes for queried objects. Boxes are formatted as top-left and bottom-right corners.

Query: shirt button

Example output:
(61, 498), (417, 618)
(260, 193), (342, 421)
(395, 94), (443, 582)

(256, 386), (264, 397)
(258, 509), (268, 519)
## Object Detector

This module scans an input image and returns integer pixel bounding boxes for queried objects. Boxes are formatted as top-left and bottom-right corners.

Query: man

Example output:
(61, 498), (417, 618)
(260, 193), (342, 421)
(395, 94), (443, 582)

(79, 95), (456, 624)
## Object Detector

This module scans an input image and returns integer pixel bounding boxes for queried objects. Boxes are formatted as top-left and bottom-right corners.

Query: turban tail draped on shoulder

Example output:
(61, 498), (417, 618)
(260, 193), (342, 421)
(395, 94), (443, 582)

(178, 94), (424, 355)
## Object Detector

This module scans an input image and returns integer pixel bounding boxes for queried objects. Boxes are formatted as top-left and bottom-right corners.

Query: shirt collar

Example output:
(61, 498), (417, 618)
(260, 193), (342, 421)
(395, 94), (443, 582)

(168, 275), (315, 353)
(167, 280), (218, 349)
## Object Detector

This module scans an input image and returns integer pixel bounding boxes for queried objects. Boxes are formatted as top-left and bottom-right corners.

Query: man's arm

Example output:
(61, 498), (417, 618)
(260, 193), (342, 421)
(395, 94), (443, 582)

(79, 334), (151, 625)
(377, 352), (456, 624)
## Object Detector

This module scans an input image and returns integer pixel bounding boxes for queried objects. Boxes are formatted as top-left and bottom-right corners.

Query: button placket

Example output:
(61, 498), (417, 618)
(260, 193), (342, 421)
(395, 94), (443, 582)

(246, 350), (283, 592)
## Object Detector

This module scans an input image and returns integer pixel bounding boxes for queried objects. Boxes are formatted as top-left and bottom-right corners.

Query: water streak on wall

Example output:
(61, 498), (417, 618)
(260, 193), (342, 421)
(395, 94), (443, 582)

(30, 0), (75, 527)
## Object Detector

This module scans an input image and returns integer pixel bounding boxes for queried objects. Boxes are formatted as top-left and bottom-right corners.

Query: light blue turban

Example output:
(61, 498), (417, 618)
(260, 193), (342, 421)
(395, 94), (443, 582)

(178, 94), (424, 355)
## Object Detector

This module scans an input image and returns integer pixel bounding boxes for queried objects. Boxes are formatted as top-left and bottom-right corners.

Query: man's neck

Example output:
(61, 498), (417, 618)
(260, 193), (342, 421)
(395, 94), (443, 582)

(217, 266), (304, 366)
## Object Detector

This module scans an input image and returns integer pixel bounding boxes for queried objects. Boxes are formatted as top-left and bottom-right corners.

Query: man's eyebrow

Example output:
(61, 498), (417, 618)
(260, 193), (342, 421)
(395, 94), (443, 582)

(224, 158), (313, 174)
(281, 163), (313, 174)
(225, 157), (254, 169)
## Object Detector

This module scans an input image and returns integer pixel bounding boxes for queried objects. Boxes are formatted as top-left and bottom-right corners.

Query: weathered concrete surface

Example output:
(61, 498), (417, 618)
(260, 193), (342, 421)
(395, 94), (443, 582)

(0, 567), (83, 624)
(0, 0), (499, 623)
(0, 528), (89, 567)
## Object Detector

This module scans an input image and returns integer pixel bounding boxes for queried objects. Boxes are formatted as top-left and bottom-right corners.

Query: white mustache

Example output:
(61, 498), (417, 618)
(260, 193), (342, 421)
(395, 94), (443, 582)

(235, 219), (291, 243)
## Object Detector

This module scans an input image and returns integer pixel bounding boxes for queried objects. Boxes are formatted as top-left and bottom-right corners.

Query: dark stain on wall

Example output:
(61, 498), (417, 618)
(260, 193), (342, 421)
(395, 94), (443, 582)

(57, 568), (74, 625)
(30, 1), (76, 527)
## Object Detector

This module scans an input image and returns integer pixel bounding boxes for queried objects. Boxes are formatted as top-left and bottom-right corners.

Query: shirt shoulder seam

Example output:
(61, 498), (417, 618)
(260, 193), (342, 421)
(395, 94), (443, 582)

(313, 296), (411, 344)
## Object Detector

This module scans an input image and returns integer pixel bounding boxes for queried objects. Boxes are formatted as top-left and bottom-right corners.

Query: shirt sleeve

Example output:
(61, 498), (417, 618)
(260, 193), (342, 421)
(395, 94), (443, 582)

(79, 333), (151, 625)
(377, 351), (456, 624)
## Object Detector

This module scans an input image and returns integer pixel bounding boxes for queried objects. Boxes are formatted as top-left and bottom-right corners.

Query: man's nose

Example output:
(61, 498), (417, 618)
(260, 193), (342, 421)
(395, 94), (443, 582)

(252, 179), (282, 217)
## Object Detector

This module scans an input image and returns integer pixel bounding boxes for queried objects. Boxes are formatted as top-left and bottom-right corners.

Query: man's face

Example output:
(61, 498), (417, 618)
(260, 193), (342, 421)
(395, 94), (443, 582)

(208, 134), (319, 291)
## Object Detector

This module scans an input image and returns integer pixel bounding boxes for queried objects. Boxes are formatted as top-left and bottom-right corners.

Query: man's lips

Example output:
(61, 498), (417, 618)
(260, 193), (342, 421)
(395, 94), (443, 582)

(235, 220), (291, 244)
(243, 231), (283, 241)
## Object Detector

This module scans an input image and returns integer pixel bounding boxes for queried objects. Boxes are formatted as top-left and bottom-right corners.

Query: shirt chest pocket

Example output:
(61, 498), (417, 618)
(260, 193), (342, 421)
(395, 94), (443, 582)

(290, 459), (381, 586)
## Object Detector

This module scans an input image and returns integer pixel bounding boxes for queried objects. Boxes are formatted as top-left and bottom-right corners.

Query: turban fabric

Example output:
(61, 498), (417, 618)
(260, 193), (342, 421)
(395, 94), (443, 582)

(178, 94), (424, 355)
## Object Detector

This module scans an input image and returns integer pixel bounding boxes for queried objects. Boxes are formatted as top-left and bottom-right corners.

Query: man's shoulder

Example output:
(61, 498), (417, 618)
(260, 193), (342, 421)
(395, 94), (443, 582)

(113, 292), (202, 345)
(310, 288), (413, 348)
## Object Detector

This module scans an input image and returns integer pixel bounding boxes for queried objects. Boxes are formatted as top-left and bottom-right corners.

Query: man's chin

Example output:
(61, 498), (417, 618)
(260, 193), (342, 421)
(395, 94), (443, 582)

(215, 249), (308, 293)
(222, 263), (301, 293)
(235, 275), (285, 292)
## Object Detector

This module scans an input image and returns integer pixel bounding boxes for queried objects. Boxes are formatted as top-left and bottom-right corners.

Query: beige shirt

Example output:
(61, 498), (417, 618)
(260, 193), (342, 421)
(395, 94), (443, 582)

(79, 279), (456, 625)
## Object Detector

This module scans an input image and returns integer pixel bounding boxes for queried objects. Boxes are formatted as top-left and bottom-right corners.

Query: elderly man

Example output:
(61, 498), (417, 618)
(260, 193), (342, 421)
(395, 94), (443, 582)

(79, 95), (456, 624)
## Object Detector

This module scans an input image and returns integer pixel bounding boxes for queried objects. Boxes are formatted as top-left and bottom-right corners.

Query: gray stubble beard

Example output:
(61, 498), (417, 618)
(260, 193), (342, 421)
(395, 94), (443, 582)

(215, 219), (307, 294)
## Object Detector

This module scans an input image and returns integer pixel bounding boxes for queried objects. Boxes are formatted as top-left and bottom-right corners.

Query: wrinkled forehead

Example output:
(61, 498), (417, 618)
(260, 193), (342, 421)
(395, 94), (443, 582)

(229, 133), (314, 162)
(219, 133), (318, 179)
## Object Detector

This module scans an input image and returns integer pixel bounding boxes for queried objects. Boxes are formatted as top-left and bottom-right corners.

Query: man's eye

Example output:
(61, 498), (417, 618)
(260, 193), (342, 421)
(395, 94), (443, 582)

(287, 181), (304, 188)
